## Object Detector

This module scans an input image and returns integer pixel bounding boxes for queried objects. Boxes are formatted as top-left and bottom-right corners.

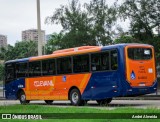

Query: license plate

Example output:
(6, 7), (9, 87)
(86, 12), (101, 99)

(139, 83), (145, 86)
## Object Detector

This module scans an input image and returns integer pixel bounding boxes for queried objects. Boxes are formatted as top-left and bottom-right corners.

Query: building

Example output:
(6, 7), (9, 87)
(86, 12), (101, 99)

(22, 29), (45, 45)
(0, 34), (7, 47)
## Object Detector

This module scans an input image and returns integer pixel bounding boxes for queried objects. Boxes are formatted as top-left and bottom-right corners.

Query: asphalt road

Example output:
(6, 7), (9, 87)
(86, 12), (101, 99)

(0, 90), (160, 109)
(0, 100), (160, 109)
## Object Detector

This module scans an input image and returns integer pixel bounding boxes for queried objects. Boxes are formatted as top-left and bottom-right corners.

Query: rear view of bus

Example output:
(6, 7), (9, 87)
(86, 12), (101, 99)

(125, 44), (157, 96)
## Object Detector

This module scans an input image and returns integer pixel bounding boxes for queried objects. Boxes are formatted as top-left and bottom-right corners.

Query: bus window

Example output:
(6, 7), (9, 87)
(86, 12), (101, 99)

(91, 53), (101, 71)
(42, 59), (56, 76)
(16, 63), (28, 78)
(73, 54), (89, 73)
(57, 57), (72, 74)
(5, 63), (15, 82)
(101, 52), (110, 71)
(29, 61), (41, 77)
(91, 52), (109, 71)
(128, 48), (152, 60)
(111, 50), (118, 70)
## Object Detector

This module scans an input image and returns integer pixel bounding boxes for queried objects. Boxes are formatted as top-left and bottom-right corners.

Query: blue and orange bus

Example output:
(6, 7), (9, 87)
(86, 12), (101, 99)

(4, 44), (157, 105)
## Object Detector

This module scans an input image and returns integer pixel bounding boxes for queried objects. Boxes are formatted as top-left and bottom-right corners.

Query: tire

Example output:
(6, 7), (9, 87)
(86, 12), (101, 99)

(19, 91), (30, 104)
(83, 100), (88, 105)
(106, 98), (112, 104)
(45, 100), (53, 105)
(70, 89), (84, 106)
(97, 98), (112, 105)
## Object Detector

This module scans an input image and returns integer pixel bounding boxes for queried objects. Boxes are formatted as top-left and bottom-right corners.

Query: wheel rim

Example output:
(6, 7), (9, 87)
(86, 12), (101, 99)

(72, 92), (79, 103)
(21, 94), (25, 101)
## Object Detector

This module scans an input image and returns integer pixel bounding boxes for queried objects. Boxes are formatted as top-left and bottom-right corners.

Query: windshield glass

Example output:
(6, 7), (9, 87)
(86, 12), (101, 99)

(127, 48), (152, 60)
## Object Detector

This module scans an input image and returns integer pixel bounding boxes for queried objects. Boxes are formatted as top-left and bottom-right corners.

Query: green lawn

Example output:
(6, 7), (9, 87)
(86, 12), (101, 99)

(0, 105), (159, 122)
(0, 105), (160, 113)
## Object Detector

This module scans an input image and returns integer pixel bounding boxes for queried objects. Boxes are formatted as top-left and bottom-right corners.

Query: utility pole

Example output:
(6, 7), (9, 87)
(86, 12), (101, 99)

(37, 0), (42, 56)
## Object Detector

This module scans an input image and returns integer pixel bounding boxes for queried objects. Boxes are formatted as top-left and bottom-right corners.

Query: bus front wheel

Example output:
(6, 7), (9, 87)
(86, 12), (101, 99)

(19, 91), (30, 104)
(45, 100), (53, 105)
(97, 98), (112, 105)
(70, 89), (84, 106)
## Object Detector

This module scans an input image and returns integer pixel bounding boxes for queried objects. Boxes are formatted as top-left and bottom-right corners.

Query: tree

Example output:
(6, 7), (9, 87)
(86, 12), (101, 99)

(13, 41), (38, 59)
(46, 0), (95, 47)
(119, 0), (160, 41)
(0, 45), (14, 61)
(114, 35), (139, 44)
(46, 0), (118, 47)
(149, 36), (160, 61)
(85, 0), (117, 45)
(0, 64), (4, 81)
(0, 41), (38, 61)
(45, 33), (64, 54)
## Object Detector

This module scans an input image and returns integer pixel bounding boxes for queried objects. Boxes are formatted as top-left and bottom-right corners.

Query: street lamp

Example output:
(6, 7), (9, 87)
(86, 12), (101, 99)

(37, 0), (42, 56)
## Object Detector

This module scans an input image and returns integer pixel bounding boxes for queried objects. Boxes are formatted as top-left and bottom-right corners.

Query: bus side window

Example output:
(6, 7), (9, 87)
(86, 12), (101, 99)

(81, 55), (89, 72)
(73, 56), (81, 73)
(57, 57), (72, 74)
(16, 63), (28, 78)
(101, 52), (109, 70)
(29, 61), (41, 77)
(5, 63), (15, 82)
(42, 60), (48, 75)
(91, 53), (101, 71)
(42, 59), (56, 76)
(48, 59), (56, 75)
(111, 50), (118, 70)
(73, 54), (89, 73)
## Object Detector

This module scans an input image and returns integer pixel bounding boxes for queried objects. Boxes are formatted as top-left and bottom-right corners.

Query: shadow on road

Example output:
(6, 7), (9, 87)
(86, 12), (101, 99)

(27, 101), (146, 108)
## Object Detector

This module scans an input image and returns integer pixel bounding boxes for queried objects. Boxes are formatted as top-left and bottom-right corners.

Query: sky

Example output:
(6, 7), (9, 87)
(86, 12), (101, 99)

(0, 0), (122, 46)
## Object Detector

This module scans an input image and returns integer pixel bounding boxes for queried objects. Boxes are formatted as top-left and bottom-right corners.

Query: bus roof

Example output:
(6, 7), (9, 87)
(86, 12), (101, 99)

(30, 46), (101, 61)
(5, 43), (153, 64)
(101, 43), (152, 50)
(5, 58), (29, 64)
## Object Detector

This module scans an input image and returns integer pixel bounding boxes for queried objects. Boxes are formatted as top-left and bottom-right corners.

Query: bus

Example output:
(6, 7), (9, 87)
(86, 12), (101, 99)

(4, 44), (157, 105)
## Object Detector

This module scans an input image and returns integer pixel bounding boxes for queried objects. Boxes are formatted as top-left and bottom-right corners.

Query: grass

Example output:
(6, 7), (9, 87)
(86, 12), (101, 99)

(0, 105), (160, 113)
(0, 105), (159, 122)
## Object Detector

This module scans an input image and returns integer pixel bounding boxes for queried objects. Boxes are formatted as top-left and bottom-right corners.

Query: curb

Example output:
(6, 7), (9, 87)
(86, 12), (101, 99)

(114, 97), (160, 100)
(114, 95), (160, 100)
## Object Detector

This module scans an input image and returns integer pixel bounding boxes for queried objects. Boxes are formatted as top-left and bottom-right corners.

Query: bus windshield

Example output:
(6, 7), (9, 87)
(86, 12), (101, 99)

(127, 48), (152, 60)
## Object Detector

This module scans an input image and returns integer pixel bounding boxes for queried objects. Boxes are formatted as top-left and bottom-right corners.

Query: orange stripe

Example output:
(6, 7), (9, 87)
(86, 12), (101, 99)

(26, 78), (29, 91)
(79, 74), (91, 94)
(80, 74), (89, 88)
(30, 47), (101, 61)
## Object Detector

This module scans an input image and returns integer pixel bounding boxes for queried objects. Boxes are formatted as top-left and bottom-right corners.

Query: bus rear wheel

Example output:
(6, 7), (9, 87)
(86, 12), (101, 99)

(97, 98), (112, 105)
(45, 100), (53, 105)
(70, 89), (84, 106)
(19, 91), (30, 104)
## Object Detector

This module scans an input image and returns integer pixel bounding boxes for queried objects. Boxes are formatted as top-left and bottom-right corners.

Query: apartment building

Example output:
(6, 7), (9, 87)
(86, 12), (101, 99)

(0, 34), (7, 47)
(22, 29), (45, 45)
